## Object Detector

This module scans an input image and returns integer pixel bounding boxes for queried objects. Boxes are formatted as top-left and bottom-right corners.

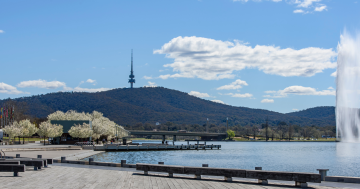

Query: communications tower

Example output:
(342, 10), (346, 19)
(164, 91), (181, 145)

(128, 50), (135, 88)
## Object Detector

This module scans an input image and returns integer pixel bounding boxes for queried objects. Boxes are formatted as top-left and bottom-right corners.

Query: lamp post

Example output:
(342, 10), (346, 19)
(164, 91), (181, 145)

(206, 118), (209, 133)
(226, 117), (228, 131)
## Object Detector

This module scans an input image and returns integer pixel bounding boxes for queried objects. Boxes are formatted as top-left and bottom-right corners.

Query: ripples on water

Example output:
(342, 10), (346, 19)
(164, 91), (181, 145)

(83, 141), (360, 177)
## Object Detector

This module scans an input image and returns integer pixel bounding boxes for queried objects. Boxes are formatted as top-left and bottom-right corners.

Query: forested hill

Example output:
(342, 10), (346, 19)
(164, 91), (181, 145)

(3, 87), (335, 127)
(285, 106), (335, 119)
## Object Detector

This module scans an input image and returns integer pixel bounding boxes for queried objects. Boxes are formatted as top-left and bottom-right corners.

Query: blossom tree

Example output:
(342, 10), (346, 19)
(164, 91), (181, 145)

(68, 123), (93, 141)
(37, 121), (63, 146)
(18, 119), (38, 144)
(3, 122), (21, 144)
(47, 110), (128, 142)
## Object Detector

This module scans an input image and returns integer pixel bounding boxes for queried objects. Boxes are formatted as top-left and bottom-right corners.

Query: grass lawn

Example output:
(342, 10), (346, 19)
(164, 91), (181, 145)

(2, 137), (45, 141)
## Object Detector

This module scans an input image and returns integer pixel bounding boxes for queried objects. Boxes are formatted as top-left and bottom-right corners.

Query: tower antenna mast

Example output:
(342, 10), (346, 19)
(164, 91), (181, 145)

(128, 49), (135, 88)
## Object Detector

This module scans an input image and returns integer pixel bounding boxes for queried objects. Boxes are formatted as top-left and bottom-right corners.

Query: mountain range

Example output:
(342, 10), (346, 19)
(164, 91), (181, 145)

(1, 87), (335, 127)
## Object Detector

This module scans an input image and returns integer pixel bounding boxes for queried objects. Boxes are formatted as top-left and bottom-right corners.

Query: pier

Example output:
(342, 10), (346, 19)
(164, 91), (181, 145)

(94, 143), (221, 151)
(129, 130), (227, 141)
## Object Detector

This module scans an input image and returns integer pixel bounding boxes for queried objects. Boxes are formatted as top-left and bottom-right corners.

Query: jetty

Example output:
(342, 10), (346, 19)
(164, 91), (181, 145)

(94, 143), (221, 151)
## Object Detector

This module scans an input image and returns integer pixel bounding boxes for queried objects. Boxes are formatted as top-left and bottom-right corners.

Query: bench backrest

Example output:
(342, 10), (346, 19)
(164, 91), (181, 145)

(0, 160), (44, 167)
(136, 163), (184, 174)
(136, 163), (321, 183)
(0, 164), (25, 172)
(0, 161), (20, 165)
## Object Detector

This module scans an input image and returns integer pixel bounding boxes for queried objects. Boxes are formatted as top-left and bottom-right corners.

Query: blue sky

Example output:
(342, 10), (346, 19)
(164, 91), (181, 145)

(0, 0), (359, 113)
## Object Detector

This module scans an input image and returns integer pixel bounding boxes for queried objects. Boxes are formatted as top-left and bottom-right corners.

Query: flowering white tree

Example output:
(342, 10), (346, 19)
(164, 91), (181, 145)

(47, 110), (128, 141)
(68, 123), (93, 140)
(3, 122), (21, 144)
(37, 121), (63, 146)
(18, 119), (38, 143)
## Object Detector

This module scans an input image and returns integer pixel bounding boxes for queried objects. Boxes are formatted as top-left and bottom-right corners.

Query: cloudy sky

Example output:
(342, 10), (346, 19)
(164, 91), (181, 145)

(0, 0), (359, 113)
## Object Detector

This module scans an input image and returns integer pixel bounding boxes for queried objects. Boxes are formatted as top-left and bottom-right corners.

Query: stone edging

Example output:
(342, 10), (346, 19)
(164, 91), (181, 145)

(55, 159), (136, 168)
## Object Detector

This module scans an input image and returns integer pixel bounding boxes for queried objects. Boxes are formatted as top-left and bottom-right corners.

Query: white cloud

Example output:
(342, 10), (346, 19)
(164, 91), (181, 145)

(264, 85), (335, 98)
(233, 0), (281, 2)
(233, 0), (326, 13)
(224, 93), (253, 98)
(328, 86), (334, 90)
(0, 30), (4, 33)
(0, 82), (24, 94)
(261, 99), (274, 103)
(154, 36), (336, 80)
(314, 5), (327, 12)
(294, 0), (321, 8)
(331, 71), (337, 77)
(86, 79), (96, 84)
(216, 79), (248, 90)
(17, 79), (66, 89)
(143, 76), (153, 80)
(73, 87), (111, 93)
(293, 9), (305, 13)
(211, 100), (226, 104)
(188, 91), (210, 98)
(292, 108), (299, 111)
(144, 81), (157, 87)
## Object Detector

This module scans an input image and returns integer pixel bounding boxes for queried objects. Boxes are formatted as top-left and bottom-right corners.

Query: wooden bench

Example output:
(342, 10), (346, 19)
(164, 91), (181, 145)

(0, 159), (44, 170)
(0, 164), (25, 176)
(246, 170), (321, 187)
(17, 158), (49, 168)
(136, 163), (321, 187)
(184, 166), (246, 181)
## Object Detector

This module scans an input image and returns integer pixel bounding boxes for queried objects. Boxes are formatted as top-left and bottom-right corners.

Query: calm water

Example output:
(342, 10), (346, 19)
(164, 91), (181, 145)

(83, 140), (360, 177)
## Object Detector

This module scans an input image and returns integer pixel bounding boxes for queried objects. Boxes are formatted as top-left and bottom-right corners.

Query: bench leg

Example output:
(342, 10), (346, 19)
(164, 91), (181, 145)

(258, 179), (268, 185)
(195, 174), (201, 180)
(295, 182), (307, 188)
(144, 171), (148, 175)
(34, 167), (38, 171)
(224, 177), (232, 182)
(168, 173), (173, 178)
(38, 166), (41, 170)
(14, 172), (18, 177)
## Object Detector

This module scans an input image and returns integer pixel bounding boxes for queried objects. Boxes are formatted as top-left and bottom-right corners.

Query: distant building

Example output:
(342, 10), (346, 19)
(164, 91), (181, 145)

(128, 50), (135, 88)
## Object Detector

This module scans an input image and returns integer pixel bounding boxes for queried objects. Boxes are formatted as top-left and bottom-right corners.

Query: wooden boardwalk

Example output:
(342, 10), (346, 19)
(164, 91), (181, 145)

(0, 164), (346, 189)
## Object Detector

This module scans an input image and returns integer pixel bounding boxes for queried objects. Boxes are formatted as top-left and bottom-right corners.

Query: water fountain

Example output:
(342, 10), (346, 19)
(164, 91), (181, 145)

(336, 31), (360, 142)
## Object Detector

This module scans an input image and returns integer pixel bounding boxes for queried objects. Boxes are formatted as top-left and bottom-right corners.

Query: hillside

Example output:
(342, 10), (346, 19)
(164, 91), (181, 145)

(286, 106), (335, 119)
(2, 87), (336, 127)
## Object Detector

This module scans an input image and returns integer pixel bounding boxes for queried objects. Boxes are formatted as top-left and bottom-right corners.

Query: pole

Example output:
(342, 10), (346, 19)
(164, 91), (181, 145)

(265, 117), (268, 141)
(206, 118), (209, 133)
(226, 117), (228, 131)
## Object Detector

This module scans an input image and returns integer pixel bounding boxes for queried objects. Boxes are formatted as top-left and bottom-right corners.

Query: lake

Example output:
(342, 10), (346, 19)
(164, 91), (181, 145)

(83, 140), (360, 177)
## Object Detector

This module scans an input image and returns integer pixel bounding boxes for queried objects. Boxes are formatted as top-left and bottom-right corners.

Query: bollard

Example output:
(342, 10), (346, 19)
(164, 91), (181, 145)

(121, 160), (126, 167)
(89, 158), (94, 165)
(255, 167), (262, 170)
(317, 169), (329, 181)
(37, 155), (42, 159)
(158, 162), (164, 165)
(16, 154), (20, 158)
(61, 156), (66, 163)
(202, 164), (208, 167)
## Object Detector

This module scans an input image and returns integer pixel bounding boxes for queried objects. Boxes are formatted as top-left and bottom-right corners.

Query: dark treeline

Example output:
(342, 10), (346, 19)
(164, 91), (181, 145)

(125, 121), (336, 140)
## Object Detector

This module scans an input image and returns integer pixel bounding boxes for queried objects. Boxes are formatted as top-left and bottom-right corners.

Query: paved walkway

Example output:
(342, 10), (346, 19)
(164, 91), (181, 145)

(0, 163), (356, 189)
(2, 150), (103, 160)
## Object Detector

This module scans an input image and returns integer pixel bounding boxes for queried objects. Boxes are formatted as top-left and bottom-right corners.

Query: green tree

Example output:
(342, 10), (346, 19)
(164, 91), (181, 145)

(227, 129), (235, 140)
